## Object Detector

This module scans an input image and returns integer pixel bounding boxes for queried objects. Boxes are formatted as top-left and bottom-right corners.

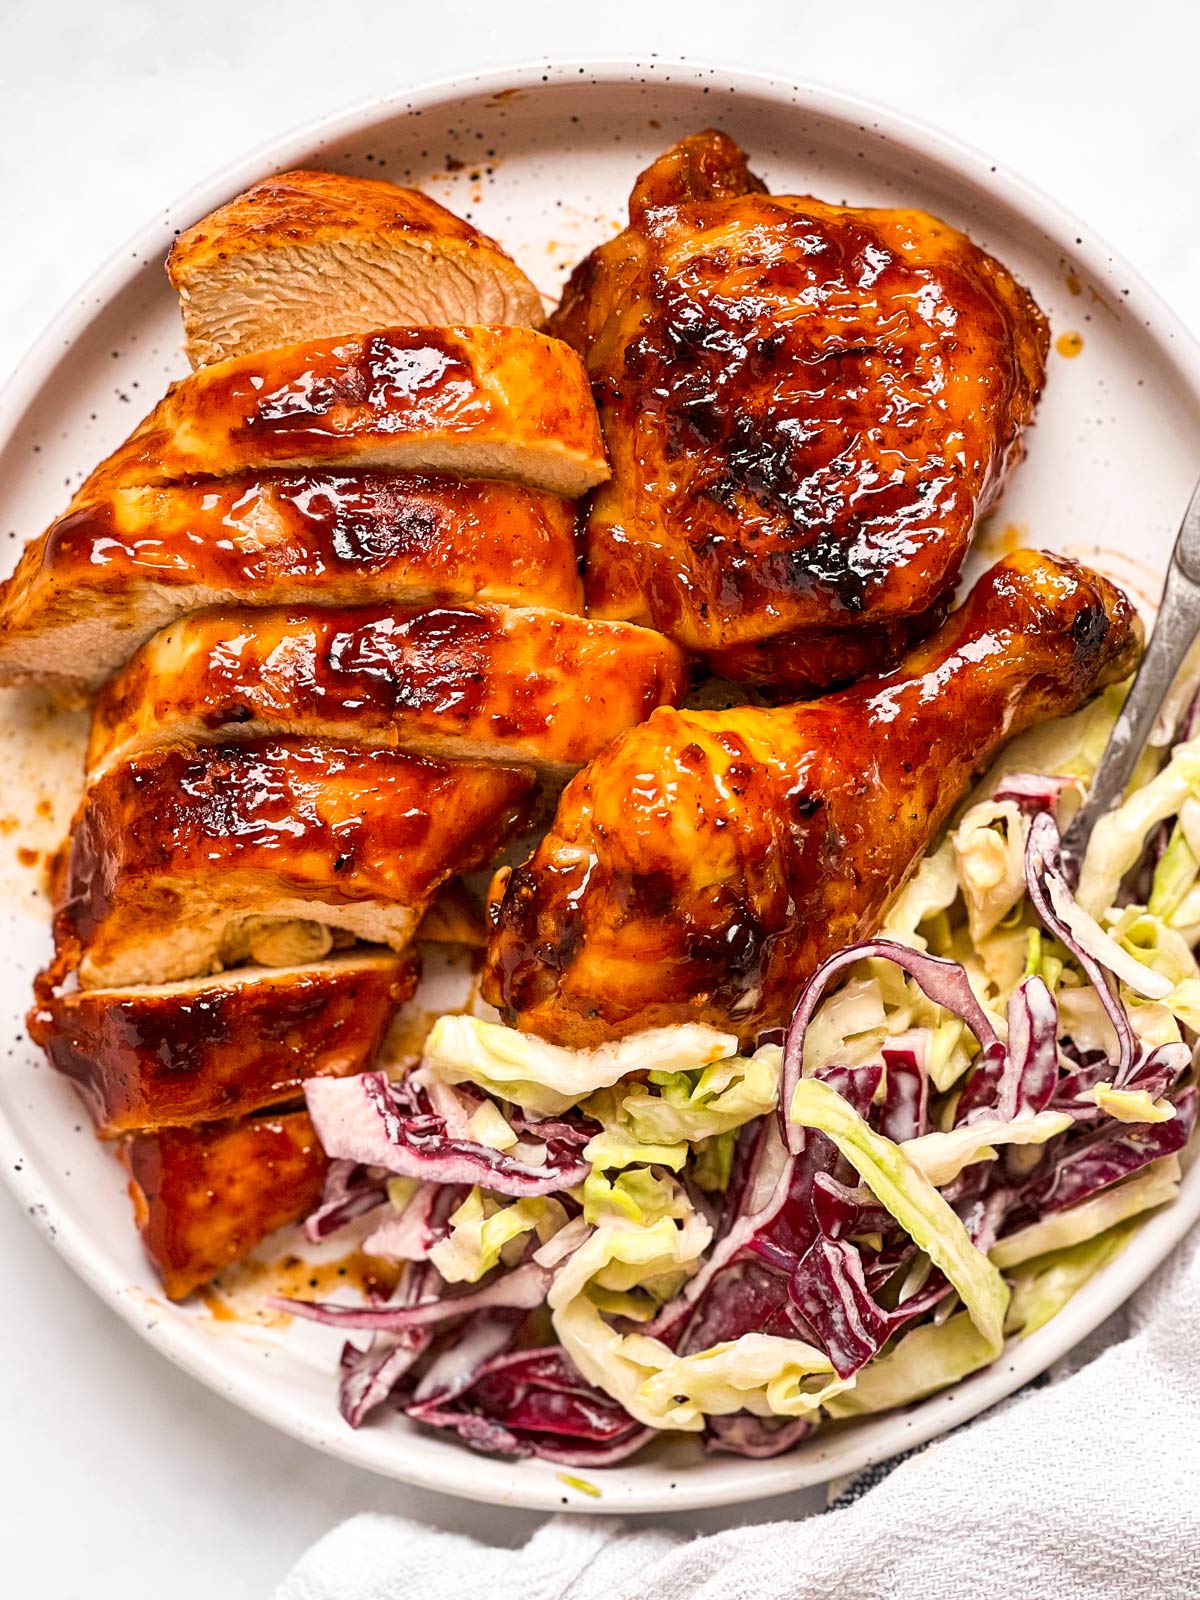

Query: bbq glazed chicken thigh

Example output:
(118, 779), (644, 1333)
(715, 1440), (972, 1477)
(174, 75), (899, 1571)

(551, 131), (1050, 687)
(484, 551), (1141, 1044)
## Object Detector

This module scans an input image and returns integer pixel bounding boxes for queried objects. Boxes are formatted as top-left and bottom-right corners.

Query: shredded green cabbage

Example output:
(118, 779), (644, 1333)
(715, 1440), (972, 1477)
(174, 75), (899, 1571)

(581, 1167), (689, 1228)
(583, 1118), (688, 1173)
(623, 1045), (781, 1144)
(628, 1332), (848, 1422)
(1003, 1219), (1140, 1338)
(1091, 1085), (1176, 1124)
(573, 1046), (781, 1180)
(952, 800), (1031, 942)
(548, 1209), (714, 1429)
(430, 1190), (567, 1284)
(822, 1312), (998, 1417)
(990, 1157), (1182, 1269)
(692, 1131), (735, 1192)
(422, 1014), (737, 1114)
(900, 1111), (1072, 1187)
(1148, 824), (1199, 921)
(1078, 742), (1200, 917)
(790, 1077), (1010, 1354)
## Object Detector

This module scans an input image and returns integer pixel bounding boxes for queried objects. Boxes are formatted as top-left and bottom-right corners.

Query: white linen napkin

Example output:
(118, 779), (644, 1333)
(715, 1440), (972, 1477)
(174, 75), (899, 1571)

(276, 1228), (1200, 1600)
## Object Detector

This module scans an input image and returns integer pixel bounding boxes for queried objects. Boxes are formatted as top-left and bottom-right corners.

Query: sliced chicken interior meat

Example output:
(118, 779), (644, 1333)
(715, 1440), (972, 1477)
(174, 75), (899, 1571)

(31, 947), (418, 1137)
(0, 473), (583, 692)
(122, 1110), (329, 1300)
(168, 167), (546, 368)
(57, 739), (536, 989)
(86, 602), (689, 778)
(79, 325), (609, 502)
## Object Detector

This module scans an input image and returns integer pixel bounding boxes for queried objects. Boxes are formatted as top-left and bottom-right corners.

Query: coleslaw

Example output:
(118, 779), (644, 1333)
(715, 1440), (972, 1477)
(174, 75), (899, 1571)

(278, 677), (1200, 1464)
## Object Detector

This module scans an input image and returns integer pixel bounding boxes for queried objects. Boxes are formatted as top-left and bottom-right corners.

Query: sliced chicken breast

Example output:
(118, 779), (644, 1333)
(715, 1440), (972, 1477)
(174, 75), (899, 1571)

(57, 738), (536, 989)
(32, 948), (418, 1137)
(87, 603), (689, 778)
(0, 472), (583, 692)
(168, 168), (545, 368)
(122, 1110), (328, 1299)
(79, 326), (608, 502)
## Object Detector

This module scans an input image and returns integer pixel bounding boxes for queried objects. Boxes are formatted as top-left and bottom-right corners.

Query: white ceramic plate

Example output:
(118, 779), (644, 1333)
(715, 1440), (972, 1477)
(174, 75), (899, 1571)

(2, 59), (1198, 1516)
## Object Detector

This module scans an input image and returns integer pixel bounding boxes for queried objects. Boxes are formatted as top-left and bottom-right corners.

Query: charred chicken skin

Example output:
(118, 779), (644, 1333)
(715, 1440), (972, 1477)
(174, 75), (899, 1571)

(484, 551), (1140, 1044)
(551, 130), (1050, 687)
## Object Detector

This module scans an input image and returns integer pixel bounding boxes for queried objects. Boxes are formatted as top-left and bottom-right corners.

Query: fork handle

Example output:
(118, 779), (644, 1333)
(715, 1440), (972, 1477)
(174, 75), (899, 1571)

(1059, 486), (1200, 875)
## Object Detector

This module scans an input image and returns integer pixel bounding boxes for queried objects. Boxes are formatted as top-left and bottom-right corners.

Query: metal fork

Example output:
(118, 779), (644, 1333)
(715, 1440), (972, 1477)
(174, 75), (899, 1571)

(1059, 479), (1200, 880)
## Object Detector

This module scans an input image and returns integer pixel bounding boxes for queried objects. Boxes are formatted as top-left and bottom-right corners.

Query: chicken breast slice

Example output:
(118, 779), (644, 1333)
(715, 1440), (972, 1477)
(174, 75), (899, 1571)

(86, 602), (689, 779)
(31, 948), (418, 1137)
(80, 325), (609, 502)
(56, 738), (536, 989)
(0, 472), (583, 692)
(168, 168), (545, 368)
(122, 1110), (328, 1299)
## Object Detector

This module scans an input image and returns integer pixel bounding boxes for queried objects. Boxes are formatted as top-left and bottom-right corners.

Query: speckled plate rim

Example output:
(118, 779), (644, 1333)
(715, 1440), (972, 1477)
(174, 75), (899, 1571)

(2, 56), (1200, 1515)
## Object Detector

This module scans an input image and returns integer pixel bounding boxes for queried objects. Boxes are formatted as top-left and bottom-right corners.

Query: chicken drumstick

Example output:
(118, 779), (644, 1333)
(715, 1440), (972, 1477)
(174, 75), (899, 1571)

(484, 550), (1140, 1044)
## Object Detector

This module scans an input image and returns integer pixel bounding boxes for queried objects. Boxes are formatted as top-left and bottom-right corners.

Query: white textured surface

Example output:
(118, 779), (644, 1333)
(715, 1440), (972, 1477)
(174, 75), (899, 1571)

(2, 3), (1199, 1594)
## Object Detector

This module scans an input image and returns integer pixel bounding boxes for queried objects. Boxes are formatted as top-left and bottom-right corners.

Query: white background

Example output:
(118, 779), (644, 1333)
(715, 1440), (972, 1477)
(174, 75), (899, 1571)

(2, 2), (1198, 1594)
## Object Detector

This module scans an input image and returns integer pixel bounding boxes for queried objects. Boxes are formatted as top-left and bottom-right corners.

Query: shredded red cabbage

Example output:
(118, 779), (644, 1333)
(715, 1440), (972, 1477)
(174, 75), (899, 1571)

(303, 1159), (389, 1244)
(305, 1072), (593, 1196)
(337, 1262), (439, 1427)
(1025, 812), (1138, 1081)
(407, 1348), (652, 1464)
(339, 1334), (431, 1428)
(879, 1046), (929, 1141)
(361, 1182), (447, 1262)
(787, 1237), (895, 1377)
(705, 1412), (815, 1457)
(1002, 1086), (1197, 1234)
(781, 941), (1001, 1153)
(992, 773), (1077, 812)
(410, 1310), (525, 1405)
(956, 977), (1059, 1124)
(649, 1069), (906, 1367)
(811, 1172), (890, 1242)
(276, 1259), (551, 1332)
(1053, 1042), (1188, 1123)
